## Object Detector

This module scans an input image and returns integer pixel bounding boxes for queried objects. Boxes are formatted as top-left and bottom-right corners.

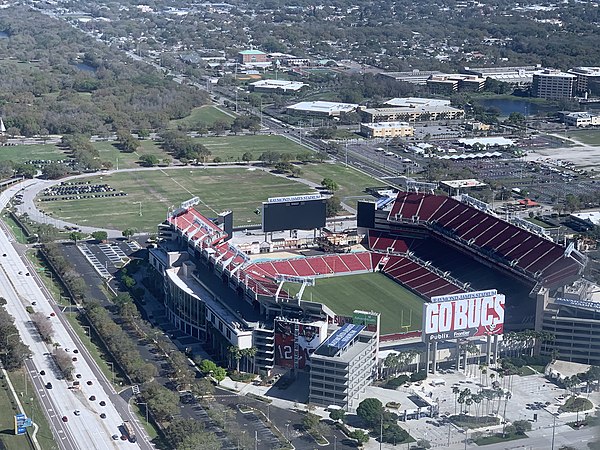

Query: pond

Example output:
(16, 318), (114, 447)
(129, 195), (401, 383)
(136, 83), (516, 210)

(476, 98), (547, 117)
(75, 62), (97, 72)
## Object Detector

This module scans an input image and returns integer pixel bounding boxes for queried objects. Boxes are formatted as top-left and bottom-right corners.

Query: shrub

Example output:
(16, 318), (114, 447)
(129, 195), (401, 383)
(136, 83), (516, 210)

(410, 370), (427, 382)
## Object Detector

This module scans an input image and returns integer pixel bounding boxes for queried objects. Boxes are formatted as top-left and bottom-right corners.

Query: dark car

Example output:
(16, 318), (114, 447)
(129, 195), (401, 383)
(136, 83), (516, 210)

(99, 413), (106, 419)
(89, 395), (96, 401)
(62, 416), (68, 422)
(39, 370), (45, 376)
(46, 382), (52, 389)
(99, 401), (106, 406)
(86, 380), (93, 386)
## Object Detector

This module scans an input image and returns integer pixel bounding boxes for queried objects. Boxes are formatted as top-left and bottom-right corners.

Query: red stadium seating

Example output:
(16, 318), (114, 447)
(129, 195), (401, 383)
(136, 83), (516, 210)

(387, 192), (582, 286)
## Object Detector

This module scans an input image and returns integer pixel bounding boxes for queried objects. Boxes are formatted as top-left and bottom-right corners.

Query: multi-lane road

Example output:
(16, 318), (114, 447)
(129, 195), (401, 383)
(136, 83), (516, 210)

(0, 182), (151, 450)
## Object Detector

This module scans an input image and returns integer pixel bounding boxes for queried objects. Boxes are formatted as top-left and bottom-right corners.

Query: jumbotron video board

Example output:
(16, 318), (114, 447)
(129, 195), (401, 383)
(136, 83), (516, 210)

(262, 194), (326, 233)
(422, 290), (505, 341)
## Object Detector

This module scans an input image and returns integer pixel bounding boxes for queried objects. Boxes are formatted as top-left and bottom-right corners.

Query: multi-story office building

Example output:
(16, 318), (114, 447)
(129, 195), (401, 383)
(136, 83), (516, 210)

(568, 67), (600, 97)
(427, 74), (486, 94)
(537, 284), (600, 366)
(361, 104), (464, 123)
(532, 69), (576, 99)
(238, 49), (268, 64)
(309, 323), (379, 410)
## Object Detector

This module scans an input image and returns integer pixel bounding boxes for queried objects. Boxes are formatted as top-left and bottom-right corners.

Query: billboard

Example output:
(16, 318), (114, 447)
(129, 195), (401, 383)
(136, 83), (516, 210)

(422, 290), (504, 341)
(555, 297), (600, 311)
(262, 196), (326, 233)
(352, 310), (380, 333)
(274, 319), (326, 369)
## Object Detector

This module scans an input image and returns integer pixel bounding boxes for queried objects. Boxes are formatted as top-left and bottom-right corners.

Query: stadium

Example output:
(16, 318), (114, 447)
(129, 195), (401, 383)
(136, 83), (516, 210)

(149, 188), (593, 407)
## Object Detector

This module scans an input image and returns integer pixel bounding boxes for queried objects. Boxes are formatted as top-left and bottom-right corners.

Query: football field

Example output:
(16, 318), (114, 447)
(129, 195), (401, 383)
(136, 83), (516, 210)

(36, 167), (310, 232)
(286, 272), (424, 335)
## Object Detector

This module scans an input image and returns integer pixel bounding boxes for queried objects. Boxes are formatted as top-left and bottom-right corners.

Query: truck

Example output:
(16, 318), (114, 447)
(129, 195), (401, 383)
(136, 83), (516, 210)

(122, 421), (137, 443)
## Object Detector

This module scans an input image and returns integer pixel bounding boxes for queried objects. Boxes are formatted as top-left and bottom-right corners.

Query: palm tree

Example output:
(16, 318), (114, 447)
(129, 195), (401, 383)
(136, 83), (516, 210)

(466, 398), (473, 415)
(473, 394), (482, 422)
(228, 346), (241, 372)
(452, 386), (460, 414)
(245, 347), (257, 374)
(502, 391), (512, 424)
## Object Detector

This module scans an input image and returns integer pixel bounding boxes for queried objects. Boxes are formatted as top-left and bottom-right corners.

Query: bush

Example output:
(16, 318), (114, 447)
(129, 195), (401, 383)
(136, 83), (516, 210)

(384, 374), (410, 389)
(410, 370), (427, 382)
(513, 420), (532, 435)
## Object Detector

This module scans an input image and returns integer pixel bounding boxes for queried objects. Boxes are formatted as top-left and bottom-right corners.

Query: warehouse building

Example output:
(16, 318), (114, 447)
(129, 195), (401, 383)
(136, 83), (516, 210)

(286, 101), (358, 117)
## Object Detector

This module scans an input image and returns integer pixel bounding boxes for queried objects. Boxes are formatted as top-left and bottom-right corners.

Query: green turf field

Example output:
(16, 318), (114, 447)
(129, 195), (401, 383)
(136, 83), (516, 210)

(568, 129), (600, 145)
(169, 105), (235, 129)
(0, 143), (67, 163)
(36, 167), (313, 231)
(194, 134), (308, 162)
(286, 272), (424, 335)
(92, 140), (170, 169)
(299, 162), (379, 209)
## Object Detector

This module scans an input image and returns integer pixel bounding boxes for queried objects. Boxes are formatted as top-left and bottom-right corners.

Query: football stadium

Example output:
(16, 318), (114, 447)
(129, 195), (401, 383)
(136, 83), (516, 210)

(148, 188), (593, 408)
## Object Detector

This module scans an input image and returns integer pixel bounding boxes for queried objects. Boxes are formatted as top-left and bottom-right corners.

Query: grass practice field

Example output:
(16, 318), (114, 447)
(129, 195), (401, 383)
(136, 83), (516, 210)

(286, 272), (424, 335)
(568, 129), (600, 146)
(0, 143), (67, 162)
(169, 105), (235, 129)
(37, 167), (311, 231)
(196, 134), (308, 162)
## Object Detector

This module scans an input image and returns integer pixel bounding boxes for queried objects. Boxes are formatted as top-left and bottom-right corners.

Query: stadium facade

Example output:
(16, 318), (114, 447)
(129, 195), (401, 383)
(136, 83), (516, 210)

(150, 189), (595, 405)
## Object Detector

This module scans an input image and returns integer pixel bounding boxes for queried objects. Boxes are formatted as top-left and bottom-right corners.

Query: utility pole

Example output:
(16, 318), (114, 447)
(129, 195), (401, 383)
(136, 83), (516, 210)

(551, 413), (556, 450)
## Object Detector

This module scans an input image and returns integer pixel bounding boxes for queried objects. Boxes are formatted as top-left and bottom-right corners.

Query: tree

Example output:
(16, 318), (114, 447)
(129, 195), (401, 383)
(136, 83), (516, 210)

(91, 231), (107, 242)
(513, 420), (531, 435)
(228, 345), (241, 371)
(329, 409), (346, 423)
(42, 162), (69, 179)
(140, 154), (160, 167)
(302, 412), (320, 431)
(212, 366), (226, 385)
(416, 439), (432, 449)
(211, 119), (229, 135)
(69, 231), (85, 244)
(320, 177), (338, 192)
(122, 228), (138, 240)
(199, 359), (218, 375)
(357, 398), (383, 427)
(349, 430), (370, 447)
(241, 151), (253, 163)
(325, 196), (342, 217)
(191, 378), (214, 398)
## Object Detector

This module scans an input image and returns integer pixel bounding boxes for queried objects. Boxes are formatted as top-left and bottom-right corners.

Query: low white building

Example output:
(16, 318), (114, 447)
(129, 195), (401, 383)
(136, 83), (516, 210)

(360, 121), (414, 138)
(563, 112), (600, 127)
(249, 79), (308, 94)
(286, 101), (359, 117)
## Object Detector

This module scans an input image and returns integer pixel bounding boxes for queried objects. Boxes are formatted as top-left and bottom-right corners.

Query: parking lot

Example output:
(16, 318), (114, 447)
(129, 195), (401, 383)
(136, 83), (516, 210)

(78, 239), (142, 279)
(354, 367), (599, 448)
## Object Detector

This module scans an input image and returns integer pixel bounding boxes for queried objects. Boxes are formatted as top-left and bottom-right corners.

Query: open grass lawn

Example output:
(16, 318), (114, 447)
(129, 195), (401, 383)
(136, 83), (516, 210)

(569, 129), (600, 146)
(0, 143), (67, 163)
(299, 162), (379, 209)
(3, 369), (58, 450)
(474, 432), (527, 446)
(0, 374), (35, 450)
(92, 140), (170, 169)
(285, 272), (424, 335)
(194, 134), (308, 162)
(37, 167), (311, 231)
(169, 105), (235, 129)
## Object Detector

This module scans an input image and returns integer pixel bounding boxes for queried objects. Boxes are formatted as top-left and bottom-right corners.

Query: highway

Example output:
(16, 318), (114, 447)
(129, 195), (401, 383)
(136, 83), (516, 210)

(0, 182), (150, 450)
